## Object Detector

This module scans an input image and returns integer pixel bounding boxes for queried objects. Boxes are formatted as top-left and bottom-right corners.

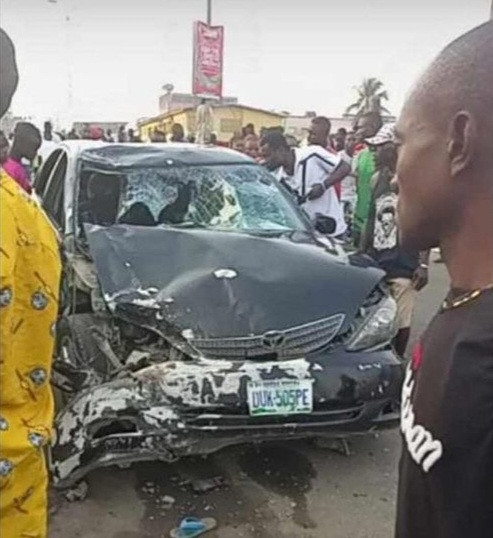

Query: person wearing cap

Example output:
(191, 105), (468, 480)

(360, 123), (429, 357)
(0, 28), (61, 538)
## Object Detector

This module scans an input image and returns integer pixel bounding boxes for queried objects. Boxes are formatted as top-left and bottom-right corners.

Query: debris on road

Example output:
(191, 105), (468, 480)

(191, 476), (226, 494)
(64, 480), (89, 502)
(158, 495), (176, 510)
(141, 481), (156, 495)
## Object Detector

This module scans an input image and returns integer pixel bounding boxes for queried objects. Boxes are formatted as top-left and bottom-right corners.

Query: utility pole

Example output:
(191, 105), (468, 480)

(207, 0), (212, 25)
(48, 0), (73, 127)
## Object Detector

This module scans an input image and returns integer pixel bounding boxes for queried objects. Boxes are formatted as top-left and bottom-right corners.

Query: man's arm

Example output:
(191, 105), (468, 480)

(323, 160), (351, 189)
(359, 215), (373, 253)
(307, 158), (351, 200)
(412, 250), (431, 291)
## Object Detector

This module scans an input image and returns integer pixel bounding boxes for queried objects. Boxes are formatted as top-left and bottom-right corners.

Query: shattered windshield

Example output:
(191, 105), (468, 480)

(117, 164), (307, 232)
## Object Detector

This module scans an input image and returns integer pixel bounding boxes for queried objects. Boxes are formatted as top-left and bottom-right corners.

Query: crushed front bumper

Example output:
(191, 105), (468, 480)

(50, 348), (403, 488)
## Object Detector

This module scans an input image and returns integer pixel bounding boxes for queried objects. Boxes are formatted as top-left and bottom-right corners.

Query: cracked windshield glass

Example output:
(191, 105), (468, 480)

(120, 165), (307, 231)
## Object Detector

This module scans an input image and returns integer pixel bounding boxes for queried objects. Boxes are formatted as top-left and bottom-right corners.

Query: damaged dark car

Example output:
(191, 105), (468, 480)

(35, 141), (403, 489)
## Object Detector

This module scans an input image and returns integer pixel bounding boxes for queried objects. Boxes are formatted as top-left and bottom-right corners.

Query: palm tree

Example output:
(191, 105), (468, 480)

(345, 78), (391, 116)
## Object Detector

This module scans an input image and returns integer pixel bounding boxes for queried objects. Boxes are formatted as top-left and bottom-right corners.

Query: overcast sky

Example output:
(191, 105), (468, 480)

(1, 0), (490, 128)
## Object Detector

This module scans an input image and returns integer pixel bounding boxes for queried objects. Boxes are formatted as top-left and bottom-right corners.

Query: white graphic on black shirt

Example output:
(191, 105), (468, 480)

(373, 192), (398, 251)
(401, 365), (443, 473)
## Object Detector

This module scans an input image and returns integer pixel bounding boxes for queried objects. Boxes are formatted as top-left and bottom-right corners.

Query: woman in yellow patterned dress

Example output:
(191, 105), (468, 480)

(0, 28), (62, 538)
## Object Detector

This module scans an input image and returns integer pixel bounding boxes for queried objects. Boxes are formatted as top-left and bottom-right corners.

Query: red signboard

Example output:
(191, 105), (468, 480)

(193, 21), (224, 99)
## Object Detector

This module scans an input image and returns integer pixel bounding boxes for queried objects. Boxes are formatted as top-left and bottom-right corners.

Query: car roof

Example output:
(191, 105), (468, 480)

(63, 140), (254, 170)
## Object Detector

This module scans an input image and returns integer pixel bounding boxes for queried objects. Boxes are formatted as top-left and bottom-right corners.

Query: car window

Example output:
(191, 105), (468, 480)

(34, 149), (63, 198)
(113, 164), (308, 232)
(43, 152), (68, 228)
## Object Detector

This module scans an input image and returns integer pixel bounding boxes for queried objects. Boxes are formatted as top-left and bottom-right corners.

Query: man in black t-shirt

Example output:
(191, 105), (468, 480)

(394, 22), (493, 538)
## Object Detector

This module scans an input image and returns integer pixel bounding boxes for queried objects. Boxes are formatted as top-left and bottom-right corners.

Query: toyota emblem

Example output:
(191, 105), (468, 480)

(262, 330), (286, 350)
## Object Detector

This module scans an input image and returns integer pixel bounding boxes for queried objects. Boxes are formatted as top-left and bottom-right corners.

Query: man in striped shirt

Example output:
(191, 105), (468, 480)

(259, 131), (350, 237)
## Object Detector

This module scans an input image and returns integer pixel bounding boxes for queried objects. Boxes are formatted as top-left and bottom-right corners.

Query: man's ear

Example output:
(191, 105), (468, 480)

(447, 111), (476, 177)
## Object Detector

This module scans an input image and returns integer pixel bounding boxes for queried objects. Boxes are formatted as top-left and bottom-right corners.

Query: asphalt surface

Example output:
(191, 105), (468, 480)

(50, 257), (449, 538)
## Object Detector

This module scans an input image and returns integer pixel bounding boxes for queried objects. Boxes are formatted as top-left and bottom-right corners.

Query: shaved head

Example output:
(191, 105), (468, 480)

(308, 116), (331, 147)
(396, 21), (493, 253)
(408, 20), (493, 145)
(11, 122), (42, 161)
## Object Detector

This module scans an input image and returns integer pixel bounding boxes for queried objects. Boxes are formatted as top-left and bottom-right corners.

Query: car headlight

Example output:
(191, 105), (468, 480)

(346, 295), (398, 352)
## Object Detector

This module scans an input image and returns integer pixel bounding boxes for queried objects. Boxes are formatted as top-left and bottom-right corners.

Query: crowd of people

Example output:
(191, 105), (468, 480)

(1, 19), (493, 538)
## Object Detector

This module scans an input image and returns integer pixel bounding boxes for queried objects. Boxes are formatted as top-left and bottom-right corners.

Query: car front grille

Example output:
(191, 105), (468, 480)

(190, 313), (345, 359)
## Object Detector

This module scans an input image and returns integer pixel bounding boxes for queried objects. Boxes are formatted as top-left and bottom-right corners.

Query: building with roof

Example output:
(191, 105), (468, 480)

(138, 104), (286, 144)
(159, 91), (238, 114)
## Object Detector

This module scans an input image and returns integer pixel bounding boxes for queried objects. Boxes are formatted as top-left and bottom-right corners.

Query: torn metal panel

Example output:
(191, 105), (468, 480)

(51, 376), (182, 487)
(66, 253), (99, 292)
(51, 349), (403, 489)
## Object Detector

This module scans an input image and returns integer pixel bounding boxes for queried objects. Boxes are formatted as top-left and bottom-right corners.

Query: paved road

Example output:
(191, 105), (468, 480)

(50, 258), (449, 538)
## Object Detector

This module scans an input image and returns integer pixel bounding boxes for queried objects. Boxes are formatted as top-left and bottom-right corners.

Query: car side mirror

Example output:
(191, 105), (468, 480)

(314, 214), (336, 235)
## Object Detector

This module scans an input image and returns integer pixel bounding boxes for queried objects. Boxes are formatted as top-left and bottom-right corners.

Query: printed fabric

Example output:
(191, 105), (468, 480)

(365, 169), (418, 280)
(0, 170), (61, 538)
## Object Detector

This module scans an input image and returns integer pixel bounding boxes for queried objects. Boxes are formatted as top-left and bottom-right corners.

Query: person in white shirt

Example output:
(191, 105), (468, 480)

(43, 121), (61, 143)
(259, 131), (350, 237)
(35, 121), (61, 172)
(196, 99), (213, 145)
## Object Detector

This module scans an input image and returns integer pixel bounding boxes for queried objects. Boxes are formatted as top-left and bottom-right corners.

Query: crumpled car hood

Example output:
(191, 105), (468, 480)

(85, 225), (383, 338)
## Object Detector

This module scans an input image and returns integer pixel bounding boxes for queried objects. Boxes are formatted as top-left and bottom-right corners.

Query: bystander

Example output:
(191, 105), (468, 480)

(3, 122), (42, 194)
(352, 111), (383, 245)
(395, 21), (493, 538)
(360, 124), (429, 357)
(259, 131), (350, 237)
(0, 28), (62, 538)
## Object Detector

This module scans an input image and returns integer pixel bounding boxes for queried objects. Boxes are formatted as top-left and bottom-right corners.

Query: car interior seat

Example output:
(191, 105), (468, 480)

(81, 172), (121, 227)
(119, 202), (156, 226)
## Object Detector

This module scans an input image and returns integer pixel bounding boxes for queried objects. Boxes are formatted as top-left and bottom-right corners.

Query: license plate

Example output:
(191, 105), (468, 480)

(246, 379), (313, 416)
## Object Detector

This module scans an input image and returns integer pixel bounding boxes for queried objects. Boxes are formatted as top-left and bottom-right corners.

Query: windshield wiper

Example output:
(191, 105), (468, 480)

(159, 221), (207, 229)
(245, 229), (303, 237)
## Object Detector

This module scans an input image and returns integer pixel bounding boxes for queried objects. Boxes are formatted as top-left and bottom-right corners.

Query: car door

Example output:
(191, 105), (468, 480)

(41, 150), (68, 232)
(34, 149), (64, 199)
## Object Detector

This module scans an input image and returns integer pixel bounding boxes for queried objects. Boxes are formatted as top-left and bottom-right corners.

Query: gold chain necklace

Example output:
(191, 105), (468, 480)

(442, 283), (493, 311)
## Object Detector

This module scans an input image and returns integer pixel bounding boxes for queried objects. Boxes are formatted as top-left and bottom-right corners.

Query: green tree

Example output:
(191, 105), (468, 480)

(345, 78), (391, 116)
